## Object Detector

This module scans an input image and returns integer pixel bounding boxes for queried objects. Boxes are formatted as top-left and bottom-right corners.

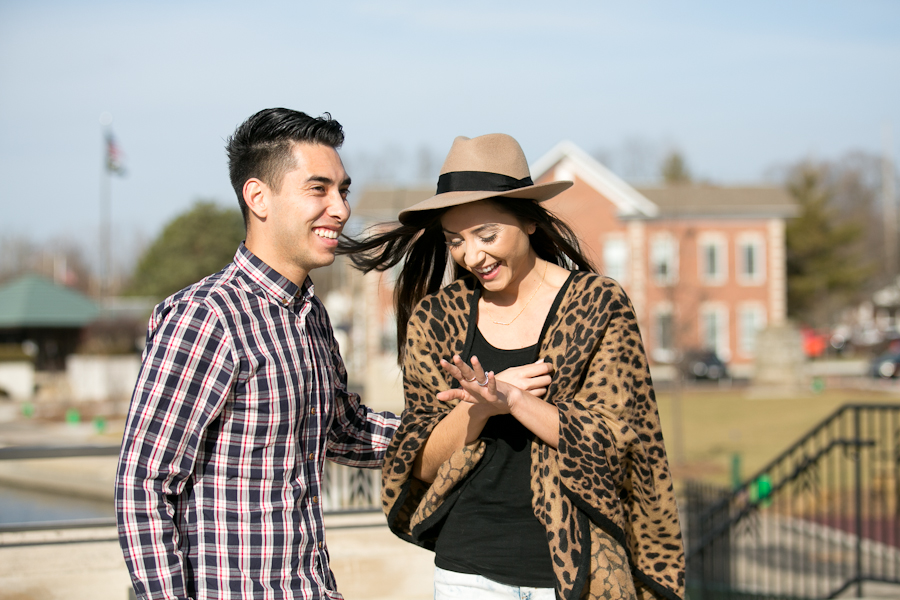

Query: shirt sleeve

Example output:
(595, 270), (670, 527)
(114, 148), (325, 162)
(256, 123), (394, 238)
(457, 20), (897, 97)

(325, 330), (400, 468)
(115, 300), (235, 600)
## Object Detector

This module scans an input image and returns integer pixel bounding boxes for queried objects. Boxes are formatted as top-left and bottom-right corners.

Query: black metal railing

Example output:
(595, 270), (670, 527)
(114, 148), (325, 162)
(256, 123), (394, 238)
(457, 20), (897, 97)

(684, 404), (900, 600)
(0, 444), (381, 540)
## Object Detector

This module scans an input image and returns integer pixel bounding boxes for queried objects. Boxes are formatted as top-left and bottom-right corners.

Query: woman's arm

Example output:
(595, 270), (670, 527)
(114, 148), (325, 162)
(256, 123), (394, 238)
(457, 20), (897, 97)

(412, 401), (494, 482)
(437, 355), (560, 449)
(413, 358), (555, 481)
(506, 387), (559, 448)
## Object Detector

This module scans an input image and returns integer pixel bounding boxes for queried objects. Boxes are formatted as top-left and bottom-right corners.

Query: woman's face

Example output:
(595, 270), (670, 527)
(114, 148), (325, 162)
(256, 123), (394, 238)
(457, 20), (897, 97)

(440, 200), (537, 295)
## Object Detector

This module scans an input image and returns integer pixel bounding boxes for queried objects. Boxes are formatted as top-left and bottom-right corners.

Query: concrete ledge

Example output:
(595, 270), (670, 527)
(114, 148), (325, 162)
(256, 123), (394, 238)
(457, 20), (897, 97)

(0, 527), (131, 600)
(0, 456), (117, 502)
(805, 359), (868, 377)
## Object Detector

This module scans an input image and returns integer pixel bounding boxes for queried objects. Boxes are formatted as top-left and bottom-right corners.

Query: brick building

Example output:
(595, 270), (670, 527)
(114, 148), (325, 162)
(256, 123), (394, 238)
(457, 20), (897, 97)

(532, 142), (798, 375)
(351, 141), (797, 378)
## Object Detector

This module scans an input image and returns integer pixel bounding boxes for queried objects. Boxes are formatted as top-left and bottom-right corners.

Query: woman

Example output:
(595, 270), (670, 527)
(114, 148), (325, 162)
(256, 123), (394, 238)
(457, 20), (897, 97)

(341, 134), (684, 600)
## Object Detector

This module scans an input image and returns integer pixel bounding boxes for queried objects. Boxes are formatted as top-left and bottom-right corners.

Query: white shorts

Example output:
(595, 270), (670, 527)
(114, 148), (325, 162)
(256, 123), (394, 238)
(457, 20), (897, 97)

(433, 566), (555, 600)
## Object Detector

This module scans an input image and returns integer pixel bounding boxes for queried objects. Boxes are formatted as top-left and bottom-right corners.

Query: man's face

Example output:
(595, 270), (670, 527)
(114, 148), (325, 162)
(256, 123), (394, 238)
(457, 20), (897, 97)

(264, 143), (351, 281)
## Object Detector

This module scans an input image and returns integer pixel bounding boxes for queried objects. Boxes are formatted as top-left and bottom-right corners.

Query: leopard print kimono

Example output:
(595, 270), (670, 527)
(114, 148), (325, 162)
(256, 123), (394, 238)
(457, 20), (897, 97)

(381, 272), (685, 600)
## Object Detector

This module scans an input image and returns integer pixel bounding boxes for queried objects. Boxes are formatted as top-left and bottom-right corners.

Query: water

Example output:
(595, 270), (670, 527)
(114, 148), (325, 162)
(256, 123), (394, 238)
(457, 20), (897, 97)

(0, 484), (114, 524)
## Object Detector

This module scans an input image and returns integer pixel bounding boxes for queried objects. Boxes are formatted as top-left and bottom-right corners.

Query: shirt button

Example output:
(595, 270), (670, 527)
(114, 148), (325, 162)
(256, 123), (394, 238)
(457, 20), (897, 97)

(312, 496), (319, 504)
(308, 453), (315, 461)
(310, 407), (316, 415)
(318, 541), (324, 550)
(282, 297), (290, 304)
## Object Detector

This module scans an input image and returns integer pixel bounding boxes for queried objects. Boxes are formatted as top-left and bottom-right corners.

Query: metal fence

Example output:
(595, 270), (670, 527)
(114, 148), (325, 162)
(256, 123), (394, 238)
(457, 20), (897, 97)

(0, 444), (381, 538)
(321, 460), (381, 512)
(684, 404), (900, 600)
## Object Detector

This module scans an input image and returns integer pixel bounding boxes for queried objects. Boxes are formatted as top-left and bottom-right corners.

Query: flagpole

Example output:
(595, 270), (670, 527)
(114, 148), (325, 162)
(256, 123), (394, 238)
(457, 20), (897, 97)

(99, 112), (112, 299)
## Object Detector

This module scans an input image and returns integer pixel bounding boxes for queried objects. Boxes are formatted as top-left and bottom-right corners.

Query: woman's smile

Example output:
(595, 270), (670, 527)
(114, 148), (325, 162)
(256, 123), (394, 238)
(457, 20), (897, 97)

(474, 262), (501, 280)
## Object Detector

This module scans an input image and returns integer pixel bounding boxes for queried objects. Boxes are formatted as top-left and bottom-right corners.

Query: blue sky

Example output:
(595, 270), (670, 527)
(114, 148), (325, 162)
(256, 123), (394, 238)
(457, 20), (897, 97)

(1, 1), (898, 268)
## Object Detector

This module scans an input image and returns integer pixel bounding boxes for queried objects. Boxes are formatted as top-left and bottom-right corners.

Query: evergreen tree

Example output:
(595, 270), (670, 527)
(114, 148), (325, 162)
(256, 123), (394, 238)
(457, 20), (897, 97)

(785, 166), (871, 325)
(661, 150), (691, 184)
(126, 201), (245, 299)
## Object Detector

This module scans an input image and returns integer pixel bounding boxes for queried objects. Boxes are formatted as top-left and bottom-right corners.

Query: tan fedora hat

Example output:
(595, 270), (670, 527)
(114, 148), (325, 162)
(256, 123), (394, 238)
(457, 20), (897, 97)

(398, 133), (573, 225)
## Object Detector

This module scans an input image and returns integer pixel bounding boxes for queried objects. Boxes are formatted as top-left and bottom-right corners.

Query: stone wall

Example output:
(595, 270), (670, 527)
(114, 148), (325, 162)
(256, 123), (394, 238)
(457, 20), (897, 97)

(66, 355), (141, 403)
(0, 361), (35, 399)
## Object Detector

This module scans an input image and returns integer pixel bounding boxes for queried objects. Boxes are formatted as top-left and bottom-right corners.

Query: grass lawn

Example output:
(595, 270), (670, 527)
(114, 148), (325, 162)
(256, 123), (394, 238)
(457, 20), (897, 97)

(655, 382), (900, 489)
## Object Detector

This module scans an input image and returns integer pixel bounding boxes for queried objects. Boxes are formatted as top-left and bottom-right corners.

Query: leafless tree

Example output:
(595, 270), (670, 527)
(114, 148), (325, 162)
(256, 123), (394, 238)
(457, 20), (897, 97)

(0, 234), (94, 293)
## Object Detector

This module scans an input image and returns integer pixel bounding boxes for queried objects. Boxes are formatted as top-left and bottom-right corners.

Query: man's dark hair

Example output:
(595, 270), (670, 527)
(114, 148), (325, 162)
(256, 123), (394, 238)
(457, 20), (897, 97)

(226, 108), (345, 225)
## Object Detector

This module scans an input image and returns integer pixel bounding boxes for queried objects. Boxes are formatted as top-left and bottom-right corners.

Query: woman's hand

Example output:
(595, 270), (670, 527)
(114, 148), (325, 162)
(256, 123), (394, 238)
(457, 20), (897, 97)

(495, 360), (553, 397)
(437, 354), (561, 450)
(437, 355), (520, 415)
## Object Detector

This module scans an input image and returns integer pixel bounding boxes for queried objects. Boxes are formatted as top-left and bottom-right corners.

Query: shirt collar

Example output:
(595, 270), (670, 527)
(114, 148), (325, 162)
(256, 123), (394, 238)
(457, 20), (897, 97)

(234, 242), (315, 306)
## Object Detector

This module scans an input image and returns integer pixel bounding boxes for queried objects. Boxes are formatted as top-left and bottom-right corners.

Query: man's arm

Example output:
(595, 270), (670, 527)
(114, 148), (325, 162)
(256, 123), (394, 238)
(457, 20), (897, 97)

(324, 334), (399, 468)
(115, 301), (235, 600)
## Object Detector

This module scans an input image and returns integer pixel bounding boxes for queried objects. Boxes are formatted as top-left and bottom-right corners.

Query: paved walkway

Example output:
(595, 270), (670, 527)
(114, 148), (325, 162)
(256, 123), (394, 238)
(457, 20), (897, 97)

(0, 513), (433, 600)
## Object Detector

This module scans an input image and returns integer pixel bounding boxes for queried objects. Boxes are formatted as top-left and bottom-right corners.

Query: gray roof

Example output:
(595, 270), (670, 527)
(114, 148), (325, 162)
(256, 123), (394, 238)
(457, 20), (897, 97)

(352, 185), (433, 223)
(350, 183), (799, 225)
(0, 274), (100, 328)
(634, 185), (799, 219)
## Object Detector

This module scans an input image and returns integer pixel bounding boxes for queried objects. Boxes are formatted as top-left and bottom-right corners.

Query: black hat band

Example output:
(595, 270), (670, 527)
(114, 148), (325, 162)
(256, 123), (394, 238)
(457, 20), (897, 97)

(436, 171), (534, 195)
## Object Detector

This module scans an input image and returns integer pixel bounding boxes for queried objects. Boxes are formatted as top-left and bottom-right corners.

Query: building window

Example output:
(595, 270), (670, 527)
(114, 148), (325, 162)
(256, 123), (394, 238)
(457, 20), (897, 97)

(699, 303), (730, 362)
(738, 304), (767, 356)
(737, 233), (766, 285)
(652, 304), (676, 363)
(650, 233), (678, 285)
(603, 236), (629, 283)
(658, 312), (673, 351)
(698, 233), (727, 285)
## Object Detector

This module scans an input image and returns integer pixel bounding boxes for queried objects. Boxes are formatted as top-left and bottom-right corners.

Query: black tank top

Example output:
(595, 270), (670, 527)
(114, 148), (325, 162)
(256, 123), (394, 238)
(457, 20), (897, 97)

(433, 331), (554, 587)
(433, 271), (575, 587)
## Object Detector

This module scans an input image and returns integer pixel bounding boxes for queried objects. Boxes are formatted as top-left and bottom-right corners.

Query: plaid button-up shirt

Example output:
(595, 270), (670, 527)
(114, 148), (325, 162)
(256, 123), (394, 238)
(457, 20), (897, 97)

(116, 244), (399, 600)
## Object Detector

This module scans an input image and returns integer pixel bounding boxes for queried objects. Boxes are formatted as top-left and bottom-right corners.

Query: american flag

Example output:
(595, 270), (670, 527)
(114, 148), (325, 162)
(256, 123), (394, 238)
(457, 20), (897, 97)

(105, 131), (125, 175)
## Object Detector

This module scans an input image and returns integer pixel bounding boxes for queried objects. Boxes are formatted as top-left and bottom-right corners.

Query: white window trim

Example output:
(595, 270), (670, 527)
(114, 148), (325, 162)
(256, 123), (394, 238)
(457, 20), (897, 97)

(699, 302), (730, 362)
(698, 232), (728, 286)
(736, 232), (766, 286)
(602, 233), (629, 284)
(737, 302), (767, 358)
(650, 233), (679, 286)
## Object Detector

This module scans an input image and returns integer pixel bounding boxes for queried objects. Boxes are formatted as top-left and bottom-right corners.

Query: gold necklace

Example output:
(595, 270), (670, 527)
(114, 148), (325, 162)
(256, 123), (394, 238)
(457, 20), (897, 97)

(481, 261), (548, 326)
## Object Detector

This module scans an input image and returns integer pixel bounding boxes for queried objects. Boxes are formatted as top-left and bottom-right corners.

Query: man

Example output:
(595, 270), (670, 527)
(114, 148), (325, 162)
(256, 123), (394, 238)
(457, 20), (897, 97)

(116, 108), (400, 600)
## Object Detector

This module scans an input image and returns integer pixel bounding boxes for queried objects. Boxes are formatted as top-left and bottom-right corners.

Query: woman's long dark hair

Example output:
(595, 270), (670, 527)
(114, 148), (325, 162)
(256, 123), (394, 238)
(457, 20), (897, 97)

(337, 198), (597, 364)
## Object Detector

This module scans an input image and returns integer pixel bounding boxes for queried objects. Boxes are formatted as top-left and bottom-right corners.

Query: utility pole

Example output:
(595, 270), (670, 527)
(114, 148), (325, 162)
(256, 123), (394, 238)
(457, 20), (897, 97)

(99, 112), (125, 298)
(884, 123), (897, 279)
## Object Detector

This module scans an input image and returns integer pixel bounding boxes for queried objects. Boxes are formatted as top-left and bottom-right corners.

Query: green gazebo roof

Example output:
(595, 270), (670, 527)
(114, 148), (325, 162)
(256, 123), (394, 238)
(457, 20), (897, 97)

(0, 274), (100, 328)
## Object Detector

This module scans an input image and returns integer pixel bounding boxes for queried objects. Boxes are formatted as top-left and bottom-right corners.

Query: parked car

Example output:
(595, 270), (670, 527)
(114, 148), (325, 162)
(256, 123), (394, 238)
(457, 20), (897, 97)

(871, 352), (900, 379)
(801, 327), (829, 358)
(679, 349), (729, 381)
